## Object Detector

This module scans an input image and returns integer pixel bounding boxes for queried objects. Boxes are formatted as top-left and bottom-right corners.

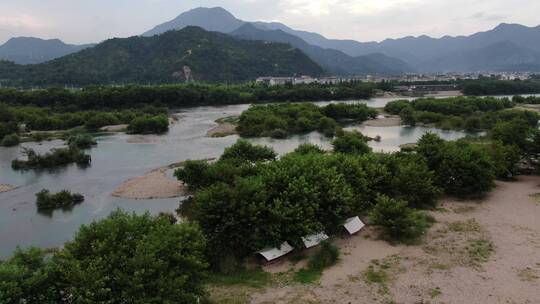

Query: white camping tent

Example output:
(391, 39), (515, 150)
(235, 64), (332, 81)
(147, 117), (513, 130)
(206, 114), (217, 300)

(343, 216), (365, 235)
(302, 232), (329, 248)
(258, 242), (294, 262)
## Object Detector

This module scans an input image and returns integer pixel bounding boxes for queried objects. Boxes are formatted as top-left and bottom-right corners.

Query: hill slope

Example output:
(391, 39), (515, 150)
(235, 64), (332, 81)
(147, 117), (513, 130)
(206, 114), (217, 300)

(0, 37), (93, 64)
(231, 23), (414, 75)
(0, 27), (323, 86)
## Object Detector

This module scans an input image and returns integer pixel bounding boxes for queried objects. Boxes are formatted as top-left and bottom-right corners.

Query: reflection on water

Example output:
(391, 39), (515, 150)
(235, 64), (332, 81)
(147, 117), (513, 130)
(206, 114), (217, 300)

(0, 97), (473, 258)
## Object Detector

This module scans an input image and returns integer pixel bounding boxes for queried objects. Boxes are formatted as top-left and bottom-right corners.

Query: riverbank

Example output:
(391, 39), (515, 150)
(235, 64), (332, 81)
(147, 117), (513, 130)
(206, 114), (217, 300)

(0, 184), (17, 193)
(362, 115), (402, 127)
(112, 165), (186, 199)
(211, 176), (540, 303)
(207, 117), (239, 137)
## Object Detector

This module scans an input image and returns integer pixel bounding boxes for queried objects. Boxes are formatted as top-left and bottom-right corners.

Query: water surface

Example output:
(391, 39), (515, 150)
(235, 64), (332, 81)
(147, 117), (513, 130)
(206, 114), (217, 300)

(0, 97), (475, 258)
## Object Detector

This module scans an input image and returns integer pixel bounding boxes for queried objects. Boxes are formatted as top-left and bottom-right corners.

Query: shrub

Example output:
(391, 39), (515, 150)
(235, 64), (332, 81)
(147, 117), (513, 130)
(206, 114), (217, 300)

(220, 139), (276, 163)
(294, 241), (340, 284)
(35, 189), (84, 211)
(1, 133), (19, 147)
(332, 130), (371, 154)
(67, 133), (97, 149)
(293, 143), (325, 155)
(127, 114), (169, 134)
(11, 147), (91, 170)
(369, 195), (430, 242)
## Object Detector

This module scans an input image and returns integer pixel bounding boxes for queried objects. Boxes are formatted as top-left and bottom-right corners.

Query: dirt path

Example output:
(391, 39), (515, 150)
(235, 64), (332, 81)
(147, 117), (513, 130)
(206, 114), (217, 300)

(249, 176), (540, 304)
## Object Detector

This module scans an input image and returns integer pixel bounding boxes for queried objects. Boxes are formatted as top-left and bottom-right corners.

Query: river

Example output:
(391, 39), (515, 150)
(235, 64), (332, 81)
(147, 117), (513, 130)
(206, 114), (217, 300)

(0, 96), (480, 258)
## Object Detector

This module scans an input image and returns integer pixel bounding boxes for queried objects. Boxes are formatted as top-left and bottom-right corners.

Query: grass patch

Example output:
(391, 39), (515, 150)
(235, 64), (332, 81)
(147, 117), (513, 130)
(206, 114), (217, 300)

(293, 241), (340, 284)
(529, 193), (540, 205)
(362, 255), (401, 296)
(207, 268), (272, 288)
(452, 205), (477, 214)
(448, 219), (481, 233)
(429, 287), (442, 298)
(466, 239), (495, 266)
(517, 267), (540, 282)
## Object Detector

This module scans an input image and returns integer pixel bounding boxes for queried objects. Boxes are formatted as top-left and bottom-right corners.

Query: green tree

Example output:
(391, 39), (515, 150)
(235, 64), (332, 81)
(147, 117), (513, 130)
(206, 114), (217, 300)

(220, 139), (276, 163)
(332, 130), (371, 154)
(369, 195), (430, 242)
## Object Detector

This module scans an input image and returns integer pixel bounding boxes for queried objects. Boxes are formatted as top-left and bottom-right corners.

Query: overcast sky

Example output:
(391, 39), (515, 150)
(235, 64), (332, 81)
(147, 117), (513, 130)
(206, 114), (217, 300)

(1, 0), (539, 44)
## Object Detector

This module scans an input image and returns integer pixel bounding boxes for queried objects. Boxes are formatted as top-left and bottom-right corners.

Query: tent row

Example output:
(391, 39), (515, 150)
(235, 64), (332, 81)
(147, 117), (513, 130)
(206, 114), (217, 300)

(258, 216), (365, 262)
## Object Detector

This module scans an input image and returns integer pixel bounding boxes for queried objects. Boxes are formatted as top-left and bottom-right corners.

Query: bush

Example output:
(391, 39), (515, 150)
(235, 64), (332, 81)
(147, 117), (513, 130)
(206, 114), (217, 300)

(67, 133), (97, 149)
(220, 139), (276, 163)
(35, 189), (84, 211)
(369, 195), (430, 242)
(294, 241), (340, 284)
(332, 130), (371, 154)
(11, 147), (91, 170)
(293, 143), (325, 155)
(128, 114), (169, 134)
(1, 133), (19, 147)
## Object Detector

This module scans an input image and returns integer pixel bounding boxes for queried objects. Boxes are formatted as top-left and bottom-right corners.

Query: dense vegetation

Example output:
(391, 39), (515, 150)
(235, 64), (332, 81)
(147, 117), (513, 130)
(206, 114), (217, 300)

(35, 189), (84, 211)
(0, 211), (207, 303)
(237, 103), (377, 138)
(461, 79), (540, 95)
(11, 147), (91, 170)
(384, 96), (539, 131)
(0, 103), (169, 143)
(0, 26), (323, 86)
(175, 139), (443, 268)
(0, 82), (376, 109)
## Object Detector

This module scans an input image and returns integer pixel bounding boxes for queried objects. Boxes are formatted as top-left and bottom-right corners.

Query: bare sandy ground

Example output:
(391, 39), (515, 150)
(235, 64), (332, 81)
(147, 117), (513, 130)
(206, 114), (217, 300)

(363, 115), (402, 127)
(112, 166), (186, 199)
(0, 184), (17, 193)
(100, 124), (129, 132)
(248, 176), (540, 304)
(207, 122), (238, 137)
(424, 90), (463, 97)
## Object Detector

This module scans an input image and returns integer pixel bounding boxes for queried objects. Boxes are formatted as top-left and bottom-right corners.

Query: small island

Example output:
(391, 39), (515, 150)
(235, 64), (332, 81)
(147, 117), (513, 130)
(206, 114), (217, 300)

(35, 189), (85, 211)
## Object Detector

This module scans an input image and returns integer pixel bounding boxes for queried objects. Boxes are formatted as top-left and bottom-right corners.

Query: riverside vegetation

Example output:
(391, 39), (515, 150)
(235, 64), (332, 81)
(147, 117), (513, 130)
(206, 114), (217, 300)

(2, 95), (540, 303)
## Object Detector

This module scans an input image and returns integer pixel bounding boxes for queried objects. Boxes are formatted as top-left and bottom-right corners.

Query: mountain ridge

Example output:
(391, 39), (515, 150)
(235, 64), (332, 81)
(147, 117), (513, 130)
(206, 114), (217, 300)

(0, 26), (324, 86)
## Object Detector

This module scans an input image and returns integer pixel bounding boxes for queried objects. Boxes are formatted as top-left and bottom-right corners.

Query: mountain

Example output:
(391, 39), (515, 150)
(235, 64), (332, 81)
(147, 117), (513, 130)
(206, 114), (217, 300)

(143, 7), (244, 37)
(422, 41), (540, 72)
(0, 27), (323, 86)
(231, 23), (414, 75)
(144, 7), (412, 75)
(0, 37), (94, 64)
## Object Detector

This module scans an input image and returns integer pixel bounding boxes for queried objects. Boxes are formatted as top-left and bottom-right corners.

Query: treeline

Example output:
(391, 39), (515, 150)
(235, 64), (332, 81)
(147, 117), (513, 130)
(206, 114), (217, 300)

(237, 102), (378, 138)
(0, 82), (377, 110)
(0, 103), (169, 144)
(461, 79), (540, 95)
(384, 96), (539, 131)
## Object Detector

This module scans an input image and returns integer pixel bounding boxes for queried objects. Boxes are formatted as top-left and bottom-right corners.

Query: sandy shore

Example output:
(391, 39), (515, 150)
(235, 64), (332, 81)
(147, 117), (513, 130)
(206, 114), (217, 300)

(0, 184), (17, 193)
(112, 166), (186, 199)
(223, 176), (540, 304)
(207, 121), (238, 138)
(363, 115), (402, 127)
(100, 124), (129, 132)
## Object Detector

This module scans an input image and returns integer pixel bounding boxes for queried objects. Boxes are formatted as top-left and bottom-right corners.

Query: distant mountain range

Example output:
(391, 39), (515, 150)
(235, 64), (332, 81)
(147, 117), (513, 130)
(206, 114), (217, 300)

(1, 6), (540, 84)
(0, 27), (322, 86)
(145, 7), (540, 73)
(0, 37), (94, 64)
